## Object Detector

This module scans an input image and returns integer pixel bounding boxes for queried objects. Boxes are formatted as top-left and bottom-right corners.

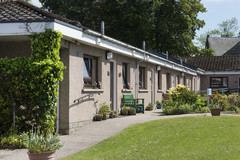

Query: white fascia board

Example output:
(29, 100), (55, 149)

(0, 22), (54, 36)
(0, 21), (198, 76)
(204, 71), (240, 75)
(54, 22), (198, 75)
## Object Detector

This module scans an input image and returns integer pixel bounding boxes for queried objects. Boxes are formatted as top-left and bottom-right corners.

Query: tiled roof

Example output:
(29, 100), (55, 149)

(0, 0), (82, 27)
(185, 56), (240, 71)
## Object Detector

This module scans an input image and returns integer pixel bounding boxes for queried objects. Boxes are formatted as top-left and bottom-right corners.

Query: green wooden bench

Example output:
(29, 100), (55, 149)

(122, 94), (144, 113)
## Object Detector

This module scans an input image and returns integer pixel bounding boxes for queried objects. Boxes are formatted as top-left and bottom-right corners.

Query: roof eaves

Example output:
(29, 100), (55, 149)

(0, 19), (54, 23)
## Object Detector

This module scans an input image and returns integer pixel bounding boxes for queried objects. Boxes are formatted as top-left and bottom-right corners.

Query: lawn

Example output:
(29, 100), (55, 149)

(60, 116), (240, 160)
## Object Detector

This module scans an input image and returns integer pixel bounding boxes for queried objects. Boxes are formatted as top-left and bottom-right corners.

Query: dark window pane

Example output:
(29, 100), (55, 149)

(139, 67), (145, 89)
(83, 55), (98, 88)
(210, 77), (228, 88)
(122, 63), (128, 88)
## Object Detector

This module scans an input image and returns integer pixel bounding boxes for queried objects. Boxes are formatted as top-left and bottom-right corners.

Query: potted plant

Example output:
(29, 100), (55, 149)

(209, 95), (221, 116)
(121, 105), (129, 115)
(109, 111), (114, 118)
(128, 107), (136, 115)
(98, 102), (111, 120)
(94, 114), (103, 121)
(145, 103), (154, 111)
(113, 111), (119, 118)
(24, 131), (63, 160)
(156, 100), (162, 109)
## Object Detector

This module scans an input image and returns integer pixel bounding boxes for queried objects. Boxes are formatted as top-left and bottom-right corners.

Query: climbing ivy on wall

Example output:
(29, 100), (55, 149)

(0, 29), (65, 135)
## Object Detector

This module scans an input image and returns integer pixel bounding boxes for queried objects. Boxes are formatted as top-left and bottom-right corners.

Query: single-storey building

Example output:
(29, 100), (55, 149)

(0, 0), (203, 134)
(186, 56), (240, 92)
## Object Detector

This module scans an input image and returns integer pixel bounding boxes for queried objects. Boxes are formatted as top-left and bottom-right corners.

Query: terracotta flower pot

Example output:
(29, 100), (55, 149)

(210, 108), (221, 116)
(28, 151), (55, 160)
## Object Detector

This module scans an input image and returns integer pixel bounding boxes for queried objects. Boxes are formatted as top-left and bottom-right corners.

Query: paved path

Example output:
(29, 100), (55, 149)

(0, 110), (235, 160)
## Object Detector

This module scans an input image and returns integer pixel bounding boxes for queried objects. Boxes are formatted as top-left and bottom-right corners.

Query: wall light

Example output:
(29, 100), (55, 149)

(106, 51), (113, 60)
(156, 65), (161, 71)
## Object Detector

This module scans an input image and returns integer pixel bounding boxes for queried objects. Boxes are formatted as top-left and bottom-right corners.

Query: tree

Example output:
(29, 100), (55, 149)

(218, 17), (238, 37)
(197, 17), (239, 49)
(151, 0), (206, 56)
(40, 0), (207, 56)
(196, 29), (221, 49)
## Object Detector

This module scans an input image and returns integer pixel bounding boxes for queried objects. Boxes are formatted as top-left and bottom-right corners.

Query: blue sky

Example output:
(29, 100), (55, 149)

(32, 0), (240, 40)
(197, 0), (240, 37)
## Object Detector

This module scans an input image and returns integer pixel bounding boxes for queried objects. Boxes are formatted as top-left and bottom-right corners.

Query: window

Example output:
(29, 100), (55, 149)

(166, 73), (171, 90)
(158, 71), (162, 90)
(122, 63), (129, 89)
(210, 77), (228, 88)
(139, 67), (146, 89)
(83, 55), (98, 88)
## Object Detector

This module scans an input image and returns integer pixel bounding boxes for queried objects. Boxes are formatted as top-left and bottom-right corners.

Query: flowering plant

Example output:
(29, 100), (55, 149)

(209, 95), (220, 109)
(24, 131), (63, 153)
(92, 81), (98, 89)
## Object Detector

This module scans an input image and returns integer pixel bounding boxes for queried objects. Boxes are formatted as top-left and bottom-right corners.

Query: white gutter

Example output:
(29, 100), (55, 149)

(204, 71), (240, 75)
(83, 29), (199, 75)
(0, 21), (200, 76)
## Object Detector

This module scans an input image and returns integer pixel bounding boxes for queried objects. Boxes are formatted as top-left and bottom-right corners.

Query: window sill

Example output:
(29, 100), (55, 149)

(166, 90), (170, 93)
(139, 89), (148, 93)
(122, 89), (132, 93)
(82, 88), (104, 93)
(157, 90), (163, 93)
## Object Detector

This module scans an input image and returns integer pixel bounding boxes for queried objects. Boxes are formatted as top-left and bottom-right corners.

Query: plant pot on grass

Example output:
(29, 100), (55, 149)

(24, 131), (63, 160)
(210, 108), (221, 116)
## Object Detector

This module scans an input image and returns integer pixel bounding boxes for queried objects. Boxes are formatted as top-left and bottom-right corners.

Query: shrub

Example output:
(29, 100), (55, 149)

(98, 102), (110, 114)
(163, 99), (210, 115)
(169, 84), (197, 105)
(0, 29), (65, 135)
(226, 105), (239, 113)
(0, 130), (28, 149)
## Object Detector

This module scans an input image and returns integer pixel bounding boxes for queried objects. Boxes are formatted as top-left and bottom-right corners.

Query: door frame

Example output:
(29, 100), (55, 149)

(151, 69), (155, 104)
(110, 60), (117, 111)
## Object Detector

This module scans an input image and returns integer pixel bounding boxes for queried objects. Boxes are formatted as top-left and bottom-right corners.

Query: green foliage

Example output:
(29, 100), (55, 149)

(169, 84), (197, 105)
(122, 105), (130, 111)
(147, 103), (154, 107)
(40, 0), (207, 56)
(98, 102), (111, 114)
(0, 130), (28, 149)
(24, 131), (63, 153)
(162, 102), (210, 115)
(0, 29), (65, 135)
(155, 100), (161, 105)
(163, 87), (209, 115)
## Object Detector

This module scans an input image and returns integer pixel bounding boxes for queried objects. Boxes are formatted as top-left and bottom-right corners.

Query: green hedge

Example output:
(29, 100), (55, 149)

(0, 29), (65, 135)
